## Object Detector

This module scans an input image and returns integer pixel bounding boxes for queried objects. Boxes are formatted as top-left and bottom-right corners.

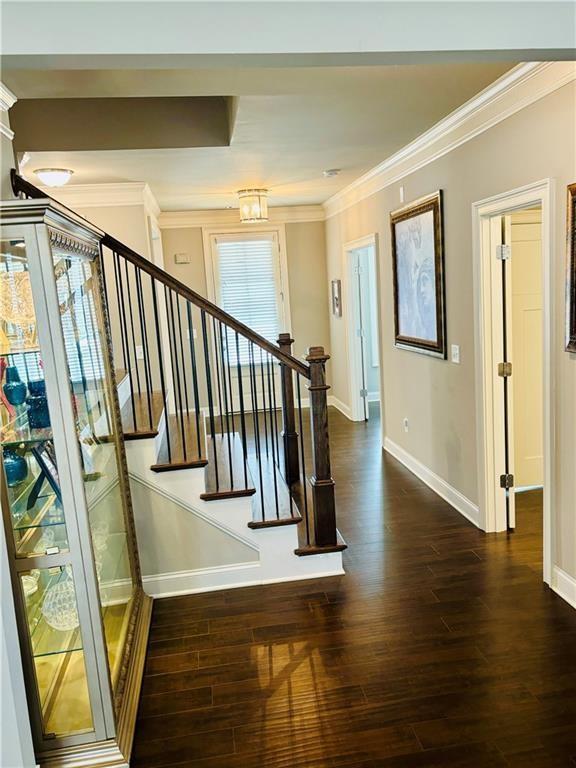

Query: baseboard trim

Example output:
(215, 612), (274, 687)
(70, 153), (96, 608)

(384, 437), (480, 527)
(143, 561), (344, 599)
(328, 395), (352, 420)
(551, 566), (576, 610)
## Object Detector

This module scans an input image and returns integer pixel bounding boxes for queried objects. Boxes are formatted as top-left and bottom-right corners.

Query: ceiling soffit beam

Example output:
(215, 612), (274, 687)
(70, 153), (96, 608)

(11, 96), (231, 153)
(1, 2), (574, 61)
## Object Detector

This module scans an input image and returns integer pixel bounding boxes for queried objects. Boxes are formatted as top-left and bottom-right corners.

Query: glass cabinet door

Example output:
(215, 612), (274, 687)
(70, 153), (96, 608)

(50, 237), (138, 693)
(1, 235), (95, 741)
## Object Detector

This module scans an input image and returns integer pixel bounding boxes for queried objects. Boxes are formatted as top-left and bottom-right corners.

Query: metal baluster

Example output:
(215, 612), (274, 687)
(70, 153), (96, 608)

(114, 252), (137, 431)
(218, 321), (234, 489)
(186, 302), (203, 461)
(135, 267), (154, 430)
(224, 326), (236, 435)
(259, 347), (269, 458)
(235, 331), (249, 489)
(151, 275), (171, 462)
(296, 374), (310, 546)
(166, 287), (187, 461)
(249, 343), (265, 522)
(123, 258), (142, 400)
(176, 294), (191, 419)
(270, 356), (281, 470)
(266, 353), (280, 519)
(212, 317), (225, 436)
(201, 310), (219, 489)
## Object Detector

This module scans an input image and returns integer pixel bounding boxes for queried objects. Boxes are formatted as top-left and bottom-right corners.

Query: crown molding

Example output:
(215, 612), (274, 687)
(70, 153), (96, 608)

(0, 120), (14, 141)
(324, 61), (576, 219)
(0, 82), (17, 112)
(159, 204), (325, 229)
(35, 181), (161, 220)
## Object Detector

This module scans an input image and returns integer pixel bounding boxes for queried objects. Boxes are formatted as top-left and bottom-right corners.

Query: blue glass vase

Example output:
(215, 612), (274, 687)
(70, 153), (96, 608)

(3, 366), (27, 406)
(27, 391), (51, 429)
(3, 449), (28, 487)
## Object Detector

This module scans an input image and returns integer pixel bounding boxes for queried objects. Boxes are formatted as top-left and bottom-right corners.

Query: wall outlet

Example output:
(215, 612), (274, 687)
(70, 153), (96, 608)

(451, 344), (460, 364)
(399, 185), (405, 203)
(403, 417), (409, 433)
(135, 345), (144, 360)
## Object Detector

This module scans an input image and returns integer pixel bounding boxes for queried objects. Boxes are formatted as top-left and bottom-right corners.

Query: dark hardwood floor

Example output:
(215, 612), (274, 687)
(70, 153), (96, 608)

(131, 404), (576, 768)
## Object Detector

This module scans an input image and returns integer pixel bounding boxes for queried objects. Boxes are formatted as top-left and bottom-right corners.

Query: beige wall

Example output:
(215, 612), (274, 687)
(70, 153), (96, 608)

(325, 82), (576, 576)
(161, 221), (330, 360)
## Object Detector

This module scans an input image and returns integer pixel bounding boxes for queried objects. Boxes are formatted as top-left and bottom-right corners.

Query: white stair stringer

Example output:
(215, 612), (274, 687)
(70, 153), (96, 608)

(124, 438), (345, 599)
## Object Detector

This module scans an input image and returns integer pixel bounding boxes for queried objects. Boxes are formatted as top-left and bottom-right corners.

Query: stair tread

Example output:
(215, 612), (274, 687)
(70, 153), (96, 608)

(121, 390), (164, 438)
(152, 410), (207, 471)
(201, 432), (255, 500)
(247, 452), (301, 529)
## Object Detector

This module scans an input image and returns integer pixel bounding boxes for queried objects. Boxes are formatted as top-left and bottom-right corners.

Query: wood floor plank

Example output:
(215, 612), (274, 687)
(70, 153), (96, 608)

(132, 405), (576, 768)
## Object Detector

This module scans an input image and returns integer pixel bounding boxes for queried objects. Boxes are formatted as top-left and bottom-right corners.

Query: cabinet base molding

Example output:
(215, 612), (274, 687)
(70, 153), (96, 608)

(37, 594), (152, 768)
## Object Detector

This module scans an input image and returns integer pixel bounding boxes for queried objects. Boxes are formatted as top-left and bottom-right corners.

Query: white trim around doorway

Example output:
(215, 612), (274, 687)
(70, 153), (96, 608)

(472, 178), (554, 585)
(342, 234), (381, 423)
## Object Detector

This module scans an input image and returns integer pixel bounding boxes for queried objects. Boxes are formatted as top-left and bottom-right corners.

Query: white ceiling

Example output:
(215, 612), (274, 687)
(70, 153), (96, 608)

(12, 62), (514, 210)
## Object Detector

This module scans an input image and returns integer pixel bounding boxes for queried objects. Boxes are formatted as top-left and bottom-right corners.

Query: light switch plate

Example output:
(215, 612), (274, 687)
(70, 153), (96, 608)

(174, 252), (191, 264)
(451, 344), (460, 364)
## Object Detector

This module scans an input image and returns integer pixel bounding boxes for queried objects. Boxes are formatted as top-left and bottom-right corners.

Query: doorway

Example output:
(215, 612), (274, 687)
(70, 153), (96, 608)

(344, 235), (380, 422)
(473, 180), (553, 584)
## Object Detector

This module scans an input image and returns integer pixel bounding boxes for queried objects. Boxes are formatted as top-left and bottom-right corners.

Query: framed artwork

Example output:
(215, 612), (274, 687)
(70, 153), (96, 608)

(390, 190), (446, 358)
(566, 183), (576, 352)
(331, 279), (342, 317)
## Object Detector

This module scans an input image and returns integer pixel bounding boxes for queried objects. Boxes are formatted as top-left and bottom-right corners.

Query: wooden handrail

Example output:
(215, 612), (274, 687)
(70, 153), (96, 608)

(11, 171), (310, 378)
(103, 235), (310, 378)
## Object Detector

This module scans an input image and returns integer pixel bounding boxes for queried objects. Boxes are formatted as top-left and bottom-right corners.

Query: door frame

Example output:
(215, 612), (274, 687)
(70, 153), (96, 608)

(472, 178), (554, 585)
(343, 234), (380, 422)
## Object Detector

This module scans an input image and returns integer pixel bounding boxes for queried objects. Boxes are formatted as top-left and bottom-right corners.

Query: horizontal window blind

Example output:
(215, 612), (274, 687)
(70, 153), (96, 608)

(212, 233), (281, 365)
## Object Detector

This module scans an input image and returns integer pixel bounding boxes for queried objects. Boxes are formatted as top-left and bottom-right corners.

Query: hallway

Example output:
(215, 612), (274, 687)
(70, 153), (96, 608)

(131, 405), (576, 768)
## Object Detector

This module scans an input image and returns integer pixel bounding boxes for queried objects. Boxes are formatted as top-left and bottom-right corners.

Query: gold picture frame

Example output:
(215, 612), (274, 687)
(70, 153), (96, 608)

(390, 190), (446, 358)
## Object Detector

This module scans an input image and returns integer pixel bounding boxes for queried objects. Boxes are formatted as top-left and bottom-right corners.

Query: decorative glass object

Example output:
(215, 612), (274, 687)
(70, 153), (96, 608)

(3, 365), (27, 405)
(3, 448), (28, 486)
(41, 567), (80, 632)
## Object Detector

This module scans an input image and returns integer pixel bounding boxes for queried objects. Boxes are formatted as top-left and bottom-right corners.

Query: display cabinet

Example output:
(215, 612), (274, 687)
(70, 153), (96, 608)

(0, 199), (151, 767)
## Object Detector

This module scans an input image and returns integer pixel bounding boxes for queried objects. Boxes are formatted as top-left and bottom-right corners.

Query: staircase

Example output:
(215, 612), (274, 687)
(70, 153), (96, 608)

(12, 171), (347, 594)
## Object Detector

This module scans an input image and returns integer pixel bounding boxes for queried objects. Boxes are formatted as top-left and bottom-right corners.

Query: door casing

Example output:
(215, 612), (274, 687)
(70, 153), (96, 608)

(472, 179), (554, 585)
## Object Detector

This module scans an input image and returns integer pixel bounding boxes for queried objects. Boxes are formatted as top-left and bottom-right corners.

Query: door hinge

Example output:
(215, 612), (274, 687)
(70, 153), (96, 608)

(496, 244), (511, 261)
(360, 388), (368, 398)
(498, 361), (512, 377)
(356, 328), (364, 338)
(500, 473), (514, 489)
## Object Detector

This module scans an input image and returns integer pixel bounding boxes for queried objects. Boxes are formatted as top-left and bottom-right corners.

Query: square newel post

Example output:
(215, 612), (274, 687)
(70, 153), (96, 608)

(304, 345), (344, 551)
(277, 333), (300, 485)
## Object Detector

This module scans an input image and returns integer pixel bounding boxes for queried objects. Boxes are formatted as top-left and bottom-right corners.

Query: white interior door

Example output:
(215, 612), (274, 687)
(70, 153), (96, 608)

(510, 211), (544, 490)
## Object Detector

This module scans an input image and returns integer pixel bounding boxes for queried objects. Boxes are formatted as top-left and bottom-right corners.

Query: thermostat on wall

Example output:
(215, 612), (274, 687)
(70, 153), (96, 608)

(174, 252), (191, 264)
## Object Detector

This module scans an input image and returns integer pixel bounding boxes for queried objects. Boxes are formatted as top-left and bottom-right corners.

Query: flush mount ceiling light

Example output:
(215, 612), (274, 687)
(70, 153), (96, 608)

(34, 168), (74, 187)
(237, 189), (268, 223)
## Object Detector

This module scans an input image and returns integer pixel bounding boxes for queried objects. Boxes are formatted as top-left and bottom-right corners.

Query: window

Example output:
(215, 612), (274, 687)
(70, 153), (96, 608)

(209, 231), (286, 365)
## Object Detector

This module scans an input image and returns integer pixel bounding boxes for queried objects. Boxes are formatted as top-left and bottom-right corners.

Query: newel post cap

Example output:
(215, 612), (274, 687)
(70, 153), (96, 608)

(306, 346), (330, 363)
(277, 332), (295, 347)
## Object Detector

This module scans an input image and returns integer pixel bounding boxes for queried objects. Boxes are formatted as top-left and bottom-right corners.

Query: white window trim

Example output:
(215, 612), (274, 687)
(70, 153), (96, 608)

(201, 223), (292, 338)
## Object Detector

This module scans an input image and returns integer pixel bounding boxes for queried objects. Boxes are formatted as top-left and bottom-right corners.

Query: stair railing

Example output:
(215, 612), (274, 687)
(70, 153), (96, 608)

(11, 171), (345, 555)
